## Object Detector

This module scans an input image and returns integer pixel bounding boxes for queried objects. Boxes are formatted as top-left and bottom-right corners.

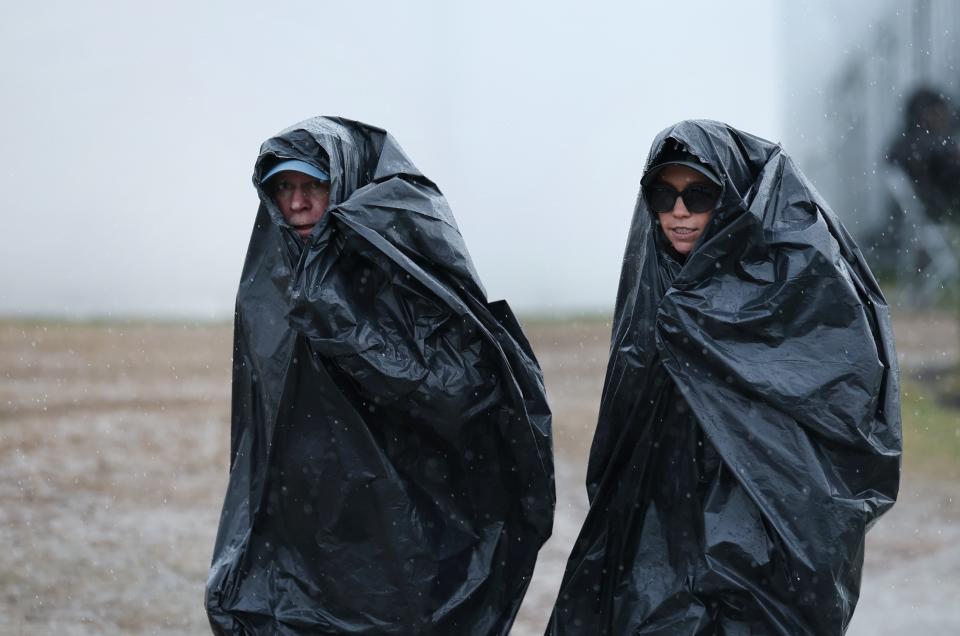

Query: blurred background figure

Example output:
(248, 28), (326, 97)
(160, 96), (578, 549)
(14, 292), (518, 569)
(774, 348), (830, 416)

(886, 87), (960, 304)
(889, 87), (960, 224)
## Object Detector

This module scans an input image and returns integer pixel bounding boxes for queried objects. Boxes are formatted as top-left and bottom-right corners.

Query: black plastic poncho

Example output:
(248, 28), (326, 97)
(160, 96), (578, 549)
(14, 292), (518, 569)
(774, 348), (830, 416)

(547, 120), (901, 635)
(205, 117), (554, 635)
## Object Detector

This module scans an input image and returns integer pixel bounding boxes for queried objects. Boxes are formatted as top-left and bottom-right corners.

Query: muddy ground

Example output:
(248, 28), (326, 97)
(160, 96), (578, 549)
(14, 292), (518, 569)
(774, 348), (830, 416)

(0, 312), (957, 634)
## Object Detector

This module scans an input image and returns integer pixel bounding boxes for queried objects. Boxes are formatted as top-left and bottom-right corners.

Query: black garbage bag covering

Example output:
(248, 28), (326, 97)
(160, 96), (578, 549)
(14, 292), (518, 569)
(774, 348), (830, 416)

(205, 117), (554, 635)
(547, 120), (901, 635)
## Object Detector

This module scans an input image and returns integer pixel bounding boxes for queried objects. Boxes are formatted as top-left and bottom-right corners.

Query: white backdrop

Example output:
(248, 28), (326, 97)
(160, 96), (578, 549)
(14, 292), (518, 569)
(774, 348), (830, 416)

(0, 1), (780, 318)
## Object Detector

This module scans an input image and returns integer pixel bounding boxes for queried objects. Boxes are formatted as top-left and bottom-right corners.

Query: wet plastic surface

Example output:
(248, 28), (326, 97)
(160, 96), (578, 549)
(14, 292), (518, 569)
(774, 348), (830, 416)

(548, 120), (902, 635)
(205, 117), (554, 635)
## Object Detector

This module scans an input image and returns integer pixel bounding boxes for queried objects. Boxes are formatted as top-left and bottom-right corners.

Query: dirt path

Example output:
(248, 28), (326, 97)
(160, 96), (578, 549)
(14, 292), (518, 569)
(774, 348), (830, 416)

(848, 476), (960, 634)
(0, 314), (957, 634)
(0, 323), (231, 635)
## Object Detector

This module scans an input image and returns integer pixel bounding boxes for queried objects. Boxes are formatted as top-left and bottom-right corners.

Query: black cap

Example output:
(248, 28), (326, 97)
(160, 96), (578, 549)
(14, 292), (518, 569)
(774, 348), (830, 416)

(640, 144), (721, 187)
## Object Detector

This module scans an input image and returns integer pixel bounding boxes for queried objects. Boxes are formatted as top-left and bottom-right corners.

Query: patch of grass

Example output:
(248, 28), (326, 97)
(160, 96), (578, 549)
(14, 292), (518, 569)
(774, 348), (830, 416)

(901, 379), (960, 479)
(927, 365), (960, 408)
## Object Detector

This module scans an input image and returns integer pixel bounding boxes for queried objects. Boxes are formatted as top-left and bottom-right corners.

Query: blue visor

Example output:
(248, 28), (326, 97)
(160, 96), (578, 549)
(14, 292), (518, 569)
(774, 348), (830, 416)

(261, 159), (329, 183)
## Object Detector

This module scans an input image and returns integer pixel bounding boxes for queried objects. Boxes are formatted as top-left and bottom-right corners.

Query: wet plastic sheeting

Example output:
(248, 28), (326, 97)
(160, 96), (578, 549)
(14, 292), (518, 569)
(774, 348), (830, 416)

(548, 121), (901, 635)
(205, 117), (554, 635)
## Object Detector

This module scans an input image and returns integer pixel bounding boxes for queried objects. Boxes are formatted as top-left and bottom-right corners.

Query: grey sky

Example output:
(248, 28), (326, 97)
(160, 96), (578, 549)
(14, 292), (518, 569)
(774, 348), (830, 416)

(0, 1), (780, 318)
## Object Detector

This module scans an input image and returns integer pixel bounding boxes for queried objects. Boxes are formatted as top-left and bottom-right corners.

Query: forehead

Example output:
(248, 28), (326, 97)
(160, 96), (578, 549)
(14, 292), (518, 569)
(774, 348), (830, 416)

(655, 165), (712, 188)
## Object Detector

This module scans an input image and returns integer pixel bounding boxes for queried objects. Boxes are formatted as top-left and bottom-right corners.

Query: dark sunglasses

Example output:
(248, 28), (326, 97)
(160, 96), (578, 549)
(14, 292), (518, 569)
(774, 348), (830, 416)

(643, 183), (721, 214)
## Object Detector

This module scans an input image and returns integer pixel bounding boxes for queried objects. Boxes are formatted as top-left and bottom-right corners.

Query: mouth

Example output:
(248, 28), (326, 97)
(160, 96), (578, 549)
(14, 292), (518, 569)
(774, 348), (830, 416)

(668, 227), (698, 236)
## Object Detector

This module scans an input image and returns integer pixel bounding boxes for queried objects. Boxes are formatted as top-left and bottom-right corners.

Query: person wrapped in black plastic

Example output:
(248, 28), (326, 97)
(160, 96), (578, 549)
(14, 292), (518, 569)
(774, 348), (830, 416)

(205, 116), (554, 635)
(547, 120), (901, 635)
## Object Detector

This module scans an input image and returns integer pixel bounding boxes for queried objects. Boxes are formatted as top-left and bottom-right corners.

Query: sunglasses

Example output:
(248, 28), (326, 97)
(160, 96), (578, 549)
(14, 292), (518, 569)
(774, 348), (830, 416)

(643, 183), (721, 214)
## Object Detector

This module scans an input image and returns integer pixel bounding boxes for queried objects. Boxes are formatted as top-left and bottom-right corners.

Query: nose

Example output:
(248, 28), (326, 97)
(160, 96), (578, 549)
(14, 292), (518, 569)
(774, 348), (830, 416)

(290, 185), (311, 211)
(670, 195), (691, 217)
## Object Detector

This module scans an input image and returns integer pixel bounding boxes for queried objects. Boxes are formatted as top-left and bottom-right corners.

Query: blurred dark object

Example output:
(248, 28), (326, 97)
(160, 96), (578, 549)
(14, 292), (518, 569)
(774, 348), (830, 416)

(548, 120), (901, 635)
(205, 117), (554, 635)
(889, 88), (960, 224)
(886, 87), (960, 306)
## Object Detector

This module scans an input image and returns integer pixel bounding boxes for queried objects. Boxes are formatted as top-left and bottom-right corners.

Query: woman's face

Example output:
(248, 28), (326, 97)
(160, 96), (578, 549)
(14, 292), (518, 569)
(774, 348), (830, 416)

(653, 165), (716, 256)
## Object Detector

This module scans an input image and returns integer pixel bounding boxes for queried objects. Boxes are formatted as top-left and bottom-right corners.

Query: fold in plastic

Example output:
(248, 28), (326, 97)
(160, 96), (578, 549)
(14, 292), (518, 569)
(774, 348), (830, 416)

(205, 117), (554, 635)
(548, 120), (901, 636)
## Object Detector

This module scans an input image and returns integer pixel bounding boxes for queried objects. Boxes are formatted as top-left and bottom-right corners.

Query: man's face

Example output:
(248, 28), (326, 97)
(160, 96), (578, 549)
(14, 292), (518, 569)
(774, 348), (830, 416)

(652, 165), (717, 256)
(271, 171), (330, 241)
